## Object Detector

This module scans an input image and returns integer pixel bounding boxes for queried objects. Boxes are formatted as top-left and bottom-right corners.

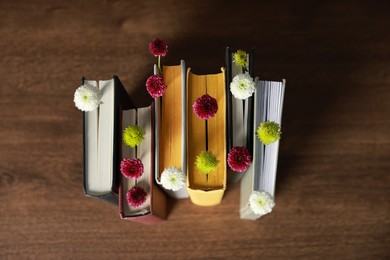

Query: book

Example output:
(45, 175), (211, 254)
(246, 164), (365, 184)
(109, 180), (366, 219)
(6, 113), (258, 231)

(119, 102), (168, 223)
(225, 48), (255, 184)
(186, 68), (227, 206)
(240, 79), (286, 220)
(82, 76), (133, 205)
(154, 60), (189, 199)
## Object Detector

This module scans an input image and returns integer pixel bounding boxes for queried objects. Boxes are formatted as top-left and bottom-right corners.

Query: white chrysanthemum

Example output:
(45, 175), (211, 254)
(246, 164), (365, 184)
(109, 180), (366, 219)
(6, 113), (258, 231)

(73, 84), (102, 111)
(230, 73), (255, 100)
(249, 191), (275, 216)
(160, 167), (185, 191)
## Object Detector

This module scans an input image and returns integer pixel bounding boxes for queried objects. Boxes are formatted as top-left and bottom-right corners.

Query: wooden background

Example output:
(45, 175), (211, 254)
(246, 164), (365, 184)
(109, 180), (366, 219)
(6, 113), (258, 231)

(0, 0), (389, 259)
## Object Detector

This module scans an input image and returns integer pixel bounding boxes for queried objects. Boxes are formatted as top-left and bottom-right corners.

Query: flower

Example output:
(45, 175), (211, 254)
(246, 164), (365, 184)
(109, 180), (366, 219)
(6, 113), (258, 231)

(126, 186), (147, 208)
(160, 167), (185, 191)
(149, 38), (168, 57)
(73, 83), (102, 111)
(193, 94), (218, 120)
(195, 151), (219, 174)
(227, 146), (252, 172)
(249, 191), (275, 216)
(256, 121), (281, 145)
(146, 74), (167, 98)
(123, 125), (145, 147)
(230, 73), (255, 100)
(120, 158), (144, 179)
(233, 49), (248, 68)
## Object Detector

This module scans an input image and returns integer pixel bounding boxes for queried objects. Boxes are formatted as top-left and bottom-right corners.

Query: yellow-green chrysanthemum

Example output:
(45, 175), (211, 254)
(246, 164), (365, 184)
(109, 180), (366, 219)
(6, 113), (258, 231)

(195, 151), (219, 174)
(233, 50), (248, 68)
(256, 121), (281, 145)
(123, 125), (145, 147)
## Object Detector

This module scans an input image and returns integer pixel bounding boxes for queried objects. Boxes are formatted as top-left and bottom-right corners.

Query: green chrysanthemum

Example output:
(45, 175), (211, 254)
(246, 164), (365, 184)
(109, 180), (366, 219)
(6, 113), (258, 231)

(123, 125), (145, 147)
(233, 50), (248, 68)
(256, 121), (281, 145)
(195, 151), (219, 174)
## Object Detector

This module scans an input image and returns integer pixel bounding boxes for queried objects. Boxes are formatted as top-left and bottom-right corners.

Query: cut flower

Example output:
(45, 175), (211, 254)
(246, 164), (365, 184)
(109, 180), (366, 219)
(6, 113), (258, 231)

(256, 121), (281, 145)
(249, 191), (275, 216)
(193, 94), (218, 120)
(195, 151), (219, 174)
(227, 146), (251, 172)
(149, 38), (168, 57)
(120, 158), (144, 179)
(230, 73), (255, 100)
(160, 167), (185, 191)
(73, 83), (102, 111)
(233, 50), (248, 68)
(123, 125), (145, 147)
(126, 186), (147, 208)
(146, 74), (167, 98)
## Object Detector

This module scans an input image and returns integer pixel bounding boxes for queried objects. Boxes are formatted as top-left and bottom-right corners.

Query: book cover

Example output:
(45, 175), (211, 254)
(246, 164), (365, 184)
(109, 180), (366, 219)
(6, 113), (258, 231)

(186, 68), (227, 206)
(82, 76), (132, 205)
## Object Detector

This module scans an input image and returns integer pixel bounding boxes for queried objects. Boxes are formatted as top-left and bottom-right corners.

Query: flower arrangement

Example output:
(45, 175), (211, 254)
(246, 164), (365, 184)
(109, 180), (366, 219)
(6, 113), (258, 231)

(146, 38), (168, 98)
(249, 191), (275, 216)
(227, 146), (251, 172)
(256, 121), (281, 145)
(73, 83), (102, 111)
(160, 167), (186, 191)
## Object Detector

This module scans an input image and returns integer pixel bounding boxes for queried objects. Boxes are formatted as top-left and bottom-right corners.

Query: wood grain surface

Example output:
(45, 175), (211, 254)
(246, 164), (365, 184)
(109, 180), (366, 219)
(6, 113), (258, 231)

(0, 0), (389, 259)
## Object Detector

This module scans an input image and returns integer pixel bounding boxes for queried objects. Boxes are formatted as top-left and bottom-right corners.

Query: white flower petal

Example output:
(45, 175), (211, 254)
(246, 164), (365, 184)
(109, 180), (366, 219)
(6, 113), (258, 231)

(230, 73), (255, 100)
(249, 191), (275, 216)
(73, 83), (102, 111)
(160, 167), (185, 191)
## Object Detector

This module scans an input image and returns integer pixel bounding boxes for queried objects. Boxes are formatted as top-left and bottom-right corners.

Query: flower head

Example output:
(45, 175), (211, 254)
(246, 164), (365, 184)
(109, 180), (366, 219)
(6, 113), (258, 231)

(249, 191), (275, 216)
(256, 121), (281, 145)
(195, 151), (219, 174)
(146, 74), (167, 98)
(120, 158), (144, 179)
(73, 83), (102, 111)
(227, 146), (252, 172)
(126, 186), (147, 208)
(123, 125), (145, 147)
(230, 73), (255, 100)
(193, 94), (218, 120)
(161, 167), (185, 191)
(233, 49), (248, 68)
(149, 38), (168, 57)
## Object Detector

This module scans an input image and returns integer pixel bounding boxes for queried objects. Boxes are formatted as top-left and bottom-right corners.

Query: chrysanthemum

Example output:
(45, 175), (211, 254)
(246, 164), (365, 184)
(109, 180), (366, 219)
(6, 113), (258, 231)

(227, 146), (252, 172)
(149, 38), (168, 57)
(126, 186), (147, 208)
(160, 167), (185, 191)
(73, 83), (102, 111)
(256, 121), (281, 145)
(123, 125), (145, 147)
(249, 191), (275, 216)
(195, 151), (219, 174)
(120, 158), (144, 179)
(233, 49), (248, 68)
(193, 94), (218, 120)
(230, 73), (255, 100)
(146, 74), (167, 98)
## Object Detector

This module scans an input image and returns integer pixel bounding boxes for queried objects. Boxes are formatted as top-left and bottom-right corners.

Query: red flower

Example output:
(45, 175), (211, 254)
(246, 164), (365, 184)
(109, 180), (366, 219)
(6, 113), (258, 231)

(227, 146), (252, 172)
(146, 74), (167, 98)
(120, 158), (144, 179)
(149, 38), (168, 57)
(193, 94), (218, 120)
(126, 186), (147, 208)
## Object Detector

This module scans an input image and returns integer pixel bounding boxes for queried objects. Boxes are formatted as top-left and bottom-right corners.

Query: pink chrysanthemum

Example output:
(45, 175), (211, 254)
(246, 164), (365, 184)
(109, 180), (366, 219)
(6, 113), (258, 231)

(149, 38), (168, 57)
(146, 74), (167, 98)
(227, 146), (252, 172)
(120, 158), (144, 179)
(126, 186), (147, 208)
(193, 94), (218, 120)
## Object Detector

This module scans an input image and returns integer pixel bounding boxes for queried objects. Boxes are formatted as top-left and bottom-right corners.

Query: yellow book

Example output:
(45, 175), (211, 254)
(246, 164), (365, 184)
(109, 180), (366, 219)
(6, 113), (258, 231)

(186, 68), (226, 206)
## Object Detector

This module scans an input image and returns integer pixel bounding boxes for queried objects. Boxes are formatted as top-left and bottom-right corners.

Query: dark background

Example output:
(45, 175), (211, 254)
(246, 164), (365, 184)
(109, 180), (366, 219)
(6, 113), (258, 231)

(0, 0), (389, 259)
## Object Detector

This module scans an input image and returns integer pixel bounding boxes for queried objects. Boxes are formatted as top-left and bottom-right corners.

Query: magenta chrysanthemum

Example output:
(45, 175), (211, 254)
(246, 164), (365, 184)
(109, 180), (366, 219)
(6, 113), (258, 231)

(193, 94), (218, 120)
(120, 158), (144, 179)
(149, 38), (168, 57)
(126, 186), (147, 208)
(146, 74), (167, 98)
(227, 146), (252, 172)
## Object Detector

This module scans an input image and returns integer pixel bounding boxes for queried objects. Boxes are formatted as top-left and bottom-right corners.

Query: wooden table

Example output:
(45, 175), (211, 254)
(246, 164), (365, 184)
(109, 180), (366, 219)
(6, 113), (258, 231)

(1, 1), (389, 259)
